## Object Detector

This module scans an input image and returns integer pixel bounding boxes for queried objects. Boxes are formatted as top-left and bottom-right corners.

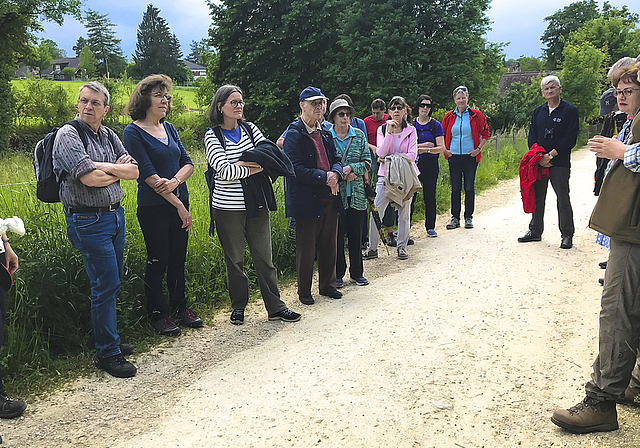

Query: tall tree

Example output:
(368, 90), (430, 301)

(78, 45), (98, 78)
(541, 0), (599, 69)
(25, 41), (53, 75)
(42, 38), (65, 58)
(186, 38), (211, 64)
(73, 36), (87, 56)
(132, 5), (185, 81)
(85, 9), (126, 78)
(0, 0), (81, 150)
(560, 42), (604, 123)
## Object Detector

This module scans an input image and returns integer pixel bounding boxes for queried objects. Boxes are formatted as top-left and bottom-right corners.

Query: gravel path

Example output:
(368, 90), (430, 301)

(1, 147), (639, 448)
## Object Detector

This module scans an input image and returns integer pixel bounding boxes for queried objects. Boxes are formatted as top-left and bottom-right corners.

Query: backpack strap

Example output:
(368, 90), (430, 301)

(239, 121), (255, 146)
(65, 120), (89, 149)
(429, 118), (436, 141)
(381, 124), (387, 136)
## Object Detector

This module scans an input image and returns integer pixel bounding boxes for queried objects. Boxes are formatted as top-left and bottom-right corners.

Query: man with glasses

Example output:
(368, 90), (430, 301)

(518, 75), (579, 249)
(283, 87), (344, 305)
(53, 81), (139, 378)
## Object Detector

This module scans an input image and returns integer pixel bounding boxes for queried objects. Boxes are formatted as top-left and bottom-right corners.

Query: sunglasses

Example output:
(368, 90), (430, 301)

(337, 111), (351, 117)
(419, 103), (432, 108)
(389, 105), (405, 111)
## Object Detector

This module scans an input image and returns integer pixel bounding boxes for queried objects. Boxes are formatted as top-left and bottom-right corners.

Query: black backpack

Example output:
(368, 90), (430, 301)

(204, 122), (255, 236)
(34, 121), (88, 203)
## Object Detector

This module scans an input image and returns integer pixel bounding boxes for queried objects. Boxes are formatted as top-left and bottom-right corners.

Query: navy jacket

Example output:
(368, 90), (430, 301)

(528, 100), (579, 168)
(283, 117), (344, 219)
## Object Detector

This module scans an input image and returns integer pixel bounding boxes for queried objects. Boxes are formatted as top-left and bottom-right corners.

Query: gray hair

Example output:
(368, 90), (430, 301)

(79, 81), (110, 106)
(452, 85), (469, 98)
(607, 57), (637, 80)
(541, 75), (561, 88)
(206, 84), (243, 125)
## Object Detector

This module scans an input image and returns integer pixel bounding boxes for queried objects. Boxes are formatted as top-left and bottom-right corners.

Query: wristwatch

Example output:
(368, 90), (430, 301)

(427, 148), (431, 153)
(548, 153), (554, 160)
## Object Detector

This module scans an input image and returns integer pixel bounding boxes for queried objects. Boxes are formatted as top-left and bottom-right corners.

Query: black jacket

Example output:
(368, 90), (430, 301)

(528, 100), (579, 168)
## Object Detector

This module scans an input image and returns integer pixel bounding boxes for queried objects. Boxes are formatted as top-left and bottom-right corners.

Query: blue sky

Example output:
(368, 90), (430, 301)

(37, 0), (633, 61)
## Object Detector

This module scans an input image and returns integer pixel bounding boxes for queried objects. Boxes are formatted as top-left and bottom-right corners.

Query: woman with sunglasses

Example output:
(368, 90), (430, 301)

(204, 85), (301, 325)
(328, 98), (371, 287)
(365, 96), (418, 260)
(441, 86), (490, 230)
(123, 74), (203, 336)
(413, 95), (445, 237)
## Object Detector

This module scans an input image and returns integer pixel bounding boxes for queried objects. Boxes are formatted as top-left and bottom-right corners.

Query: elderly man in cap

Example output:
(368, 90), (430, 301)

(283, 87), (344, 305)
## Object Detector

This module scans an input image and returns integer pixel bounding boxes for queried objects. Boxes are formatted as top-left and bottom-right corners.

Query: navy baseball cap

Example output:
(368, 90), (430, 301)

(600, 87), (617, 115)
(299, 86), (327, 102)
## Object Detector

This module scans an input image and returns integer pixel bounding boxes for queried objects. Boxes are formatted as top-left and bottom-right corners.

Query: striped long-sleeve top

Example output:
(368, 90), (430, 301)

(204, 121), (266, 210)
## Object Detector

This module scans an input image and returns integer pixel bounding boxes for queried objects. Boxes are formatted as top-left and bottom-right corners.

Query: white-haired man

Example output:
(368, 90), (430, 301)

(518, 75), (579, 249)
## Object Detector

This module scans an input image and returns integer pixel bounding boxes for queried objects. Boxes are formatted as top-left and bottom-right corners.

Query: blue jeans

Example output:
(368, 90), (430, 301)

(66, 207), (125, 358)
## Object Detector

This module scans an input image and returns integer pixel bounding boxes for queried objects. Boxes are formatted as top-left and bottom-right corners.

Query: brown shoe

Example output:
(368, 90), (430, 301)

(616, 386), (640, 407)
(551, 397), (618, 433)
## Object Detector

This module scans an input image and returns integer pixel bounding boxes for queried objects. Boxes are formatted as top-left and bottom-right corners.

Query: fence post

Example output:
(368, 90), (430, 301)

(513, 127), (517, 147)
(496, 129), (500, 161)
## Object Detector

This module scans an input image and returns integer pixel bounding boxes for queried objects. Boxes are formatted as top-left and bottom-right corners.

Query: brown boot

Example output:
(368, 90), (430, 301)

(616, 386), (640, 407)
(551, 396), (618, 433)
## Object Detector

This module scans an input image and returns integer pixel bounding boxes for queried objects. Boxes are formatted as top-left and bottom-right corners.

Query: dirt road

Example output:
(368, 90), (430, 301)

(2, 147), (640, 447)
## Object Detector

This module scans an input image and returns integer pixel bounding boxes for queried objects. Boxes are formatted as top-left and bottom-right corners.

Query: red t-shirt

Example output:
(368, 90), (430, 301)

(364, 114), (390, 146)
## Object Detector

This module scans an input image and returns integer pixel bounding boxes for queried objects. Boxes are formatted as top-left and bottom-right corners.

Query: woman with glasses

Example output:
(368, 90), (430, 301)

(123, 74), (203, 336)
(413, 95), (445, 237)
(328, 98), (371, 287)
(204, 85), (300, 325)
(364, 96), (418, 260)
(441, 86), (490, 230)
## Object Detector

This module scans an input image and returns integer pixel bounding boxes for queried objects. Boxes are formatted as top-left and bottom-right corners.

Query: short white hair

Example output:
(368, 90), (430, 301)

(79, 81), (110, 106)
(607, 57), (637, 80)
(541, 75), (561, 88)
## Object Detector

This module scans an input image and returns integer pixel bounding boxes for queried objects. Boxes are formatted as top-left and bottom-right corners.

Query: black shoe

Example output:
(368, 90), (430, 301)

(599, 261), (607, 269)
(268, 308), (302, 322)
(350, 276), (369, 286)
(120, 342), (134, 357)
(446, 217), (460, 230)
(299, 296), (315, 305)
(176, 308), (203, 328)
(150, 317), (181, 336)
(464, 218), (474, 229)
(561, 236), (573, 249)
(321, 289), (343, 299)
(94, 353), (137, 378)
(518, 231), (541, 243)
(336, 278), (344, 288)
(0, 392), (26, 419)
(598, 278), (604, 286)
(230, 308), (245, 325)
(407, 238), (414, 245)
(386, 234), (397, 247)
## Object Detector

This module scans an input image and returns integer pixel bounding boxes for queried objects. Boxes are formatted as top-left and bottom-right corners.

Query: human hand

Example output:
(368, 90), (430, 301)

(178, 207), (192, 231)
(154, 177), (179, 195)
(330, 183), (339, 195)
(589, 136), (626, 160)
(469, 148), (481, 157)
(326, 171), (339, 188)
(4, 244), (18, 275)
(346, 172), (357, 181)
(116, 154), (134, 164)
(538, 154), (552, 167)
(387, 119), (401, 133)
(343, 165), (353, 176)
(443, 149), (453, 157)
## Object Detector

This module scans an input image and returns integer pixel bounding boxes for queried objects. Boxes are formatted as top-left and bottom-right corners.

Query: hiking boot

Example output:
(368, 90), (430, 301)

(321, 289), (343, 299)
(464, 218), (473, 229)
(230, 308), (245, 325)
(351, 276), (369, 286)
(336, 278), (344, 288)
(397, 246), (409, 260)
(176, 308), (203, 328)
(94, 353), (137, 378)
(150, 317), (181, 336)
(0, 391), (26, 419)
(551, 396), (618, 434)
(268, 308), (301, 322)
(386, 233), (397, 247)
(561, 236), (573, 249)
(518, 231), (541, 242)
(616, 386), (640, 407)
(446, 217), (460, 229)
(362, 247), (378, 260)
(120, 342), (134, 357)
(427, 229), (438, 238)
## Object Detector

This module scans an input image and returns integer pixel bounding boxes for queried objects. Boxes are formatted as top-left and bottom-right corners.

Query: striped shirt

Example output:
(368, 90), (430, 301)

(53, 118), (133, 208)
(204, 122), (266, 210)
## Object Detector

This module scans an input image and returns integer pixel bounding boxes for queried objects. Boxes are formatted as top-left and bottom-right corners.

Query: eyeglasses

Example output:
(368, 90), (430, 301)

(419, 103), (432, 108)
(613, 88), (640, 98)
(337, 111), (351, 118)
(227, 100), (244, 108)
(152, 92), (172, 101)
(389, 105), (405, 111)
(79, 98), (104, 108)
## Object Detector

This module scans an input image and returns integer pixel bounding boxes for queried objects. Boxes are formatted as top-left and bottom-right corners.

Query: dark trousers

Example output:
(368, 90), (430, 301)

(295, 201), (339, 297)
(448, 154), (478, 219)
(0, 253), (6, 391)
(213, 209), (286, 314)
(418, 156), (440, 230)
(337, 207), (366, 280)
(137, 204), (189, 321)
(529, 166), (574, 238)
(586, 238), (640, 401)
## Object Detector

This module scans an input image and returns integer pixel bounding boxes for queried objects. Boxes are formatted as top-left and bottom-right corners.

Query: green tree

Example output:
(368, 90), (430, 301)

(131, 5), (185, 82)
(72, 36), (87, 56)
(186, 38), (211, 64)
(78, 44), (98, 78)
(85, 9), (126, 78)
(541, 0), (599, 69)
(42, 38), (65, 58)
(560, 42), (604, 123)
(517, 56), (545, 72)
(25, 41), (53, 75)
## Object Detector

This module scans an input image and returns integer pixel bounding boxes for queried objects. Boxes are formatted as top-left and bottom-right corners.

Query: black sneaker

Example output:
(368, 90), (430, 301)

(446, 217), (460, 229)
(230, 308), (245, 325)
(386, 234), (397, 247)
(176, 308), (203, 328)
(120, 342), (134, 357)
(269, 308), (302, 322)
(94, 353), (137, 378)
(0, 392), (26, 419)
(407, 238), (414, 245)
(150, 317), (181, 336)
(518, 231), (542, 242)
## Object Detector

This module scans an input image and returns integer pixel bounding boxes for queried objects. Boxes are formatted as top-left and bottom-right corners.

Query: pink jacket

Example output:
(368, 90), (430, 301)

(376, 124), (419, 177)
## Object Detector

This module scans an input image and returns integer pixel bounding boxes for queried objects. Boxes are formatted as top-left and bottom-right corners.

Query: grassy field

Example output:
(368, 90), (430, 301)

(11, 79), (199, 110)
